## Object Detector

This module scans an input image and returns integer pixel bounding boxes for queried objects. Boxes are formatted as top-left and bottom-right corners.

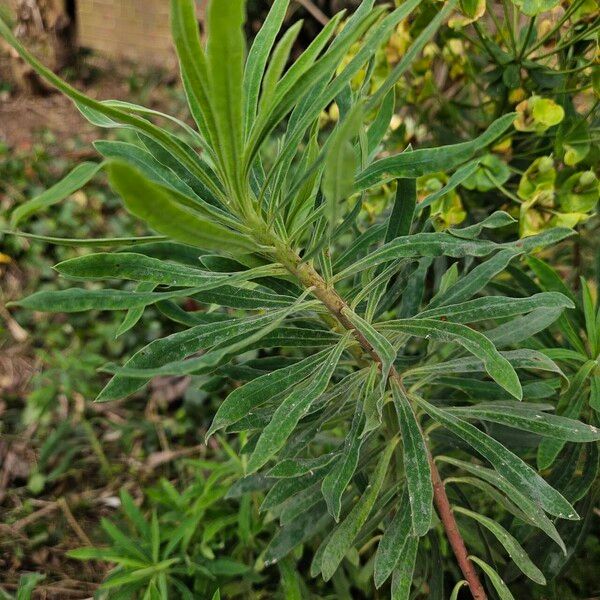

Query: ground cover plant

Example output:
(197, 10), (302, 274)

(1, 0), (599, 598)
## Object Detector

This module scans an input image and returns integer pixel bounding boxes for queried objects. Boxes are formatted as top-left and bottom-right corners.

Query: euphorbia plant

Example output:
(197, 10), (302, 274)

(2, 1), (599, 597)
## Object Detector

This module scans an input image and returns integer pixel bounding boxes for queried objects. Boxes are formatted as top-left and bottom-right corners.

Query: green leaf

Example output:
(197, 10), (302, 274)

(170, 0), (217, 146)
(247, 335), (350, 472)
(356, 114), (516, 190)
(417, 292), (573, 324)
(367, 90), (395, 155)
(259, 21), (303, 113)
(244, 0), (290, 132)
(485, 307), (566, 348)
(322, 104), (363, 232)
(321, 401), (366, 521)
(206, 0), (246, 185)
(55, 253), (282, 288)
(335, 228), (573, 281)
(438, 455), (565, 552)
(10, 162), (104, 227)
(449, 581), (467, 600)
(97, 313), (293, 402)
(373, 492), (412, 588)
(107, 162), (256, 254)
(468, 556), (515, 600)
(448, 403), (600, 442)
(208, 349), (333, 438)
(10, 287), (204, 313)
(537, 360), (597, 469)
(386, 176), (417, 241)
(454, 506), (546, 584)
(407, 349), (566, 382)
(1, 230), (164, 247)
(380, 319), (522, 399)
(429, 249), (521, 309)
(116, 282), (156, 337)
(278, 557), (302, 600)
(321, 439), (397, 581)
(392, 381), (432, 536)
(416, 161), (480, 214)
(0, 16), (210, 188)
(341, 307), (396, 386)
(416, 398), (577, 520)
(390, 534), (418, 600)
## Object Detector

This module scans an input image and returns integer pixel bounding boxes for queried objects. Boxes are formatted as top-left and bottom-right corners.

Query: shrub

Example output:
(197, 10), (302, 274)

(1, 1), (598, 598)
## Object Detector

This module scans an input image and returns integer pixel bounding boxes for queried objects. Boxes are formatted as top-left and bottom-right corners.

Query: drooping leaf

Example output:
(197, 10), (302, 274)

(392, 381), (432, 537)
(468, 556), (515, 600)
(208, 349), (334, 438)
(11, 162), (104, 227)
(390, 534), (418, 599)
(320, 439), (397, 581)
(416, 398), (577, 520)
(321, 400), (366, 521)
(247, 335), (350, 472)
(448, 403), (600, 442)
(373, 491), (412, 588)
(454, 506), (546, 584)
(380, 319), (522, 399)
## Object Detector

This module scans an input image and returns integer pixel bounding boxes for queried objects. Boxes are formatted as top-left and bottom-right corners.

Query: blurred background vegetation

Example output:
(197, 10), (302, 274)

(0, 0), (598, 598)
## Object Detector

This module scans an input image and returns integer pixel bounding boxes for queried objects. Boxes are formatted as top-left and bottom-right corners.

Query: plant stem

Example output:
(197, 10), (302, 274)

(272, 241), (488, 600)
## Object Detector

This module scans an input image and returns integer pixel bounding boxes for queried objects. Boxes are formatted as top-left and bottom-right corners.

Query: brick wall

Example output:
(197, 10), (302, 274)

(77, 0), (176, 67)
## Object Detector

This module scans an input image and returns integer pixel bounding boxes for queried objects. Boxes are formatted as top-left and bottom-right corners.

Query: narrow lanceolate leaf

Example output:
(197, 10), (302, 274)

(336, 228), (573, 281)
(322, 104), (363, 232)
(374, 492), (412, 588)
(341, 308), (396, 386)
(107, 162), (256, 254)
(416, 161), (479, 214)
(11, 162), (104, 227)
(321, 439), (397, 581)
(385, 176), (417, 241)
(417, 292), (574, 323)
(55, 253), (283, 289)
(207, 349), (333, 438)
(454, 506), (545, 584)
(97, 312), (288, 402)
(116, 282), (156, 337)
(259, 21), (303, 113)
(243, 0), (289, 131)
(407, 350), (565, 381)
(438, 455), (566, 553)
(392, 381), (432, 537)
(355, 113), (516, 190)
(448, 404), (600, 442)
(428, 248), (521, 309)
(390, 534), (418, 600)
(321, 401), (366, 521)
(415, 397), (577, 520)
(469, 556), (516, 600)
(537, 359), (597, 470)
(367, 89), (395, 155)
(206, 0), (246, 182)
(170, 0), (217, 146)
(9, 287), (205, 313)
(485, 307), (567, 348)
(247, 336), (350, 473)
(380, 319), (522, 400)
